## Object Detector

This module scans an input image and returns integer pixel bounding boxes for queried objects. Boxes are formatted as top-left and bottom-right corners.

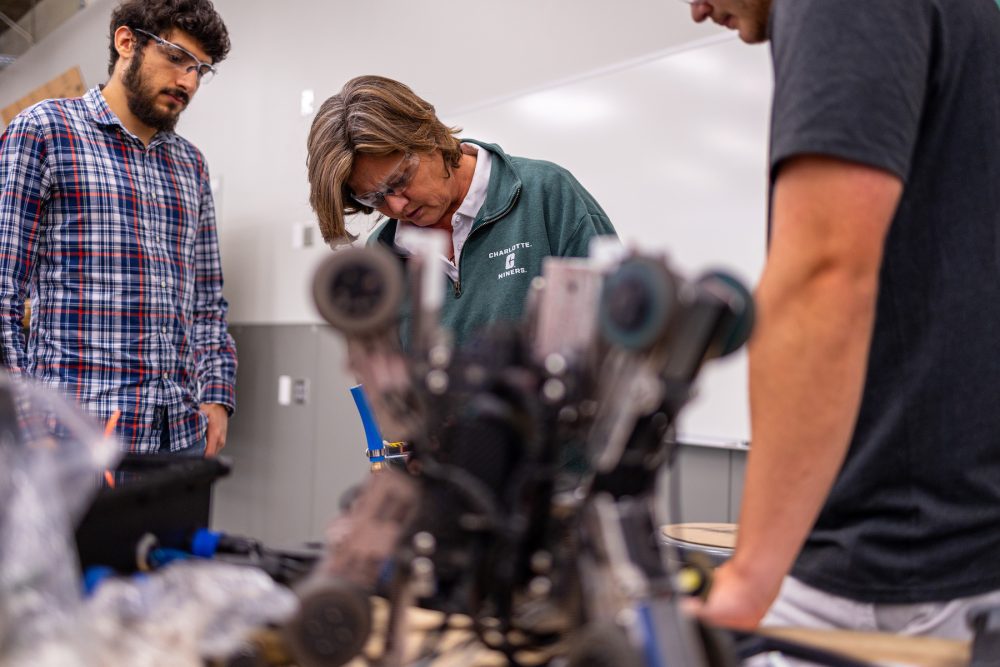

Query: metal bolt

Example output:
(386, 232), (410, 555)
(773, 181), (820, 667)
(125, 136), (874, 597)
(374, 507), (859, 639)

(558, 406), (579, 423)
(429, 344), (450, 367)
(530, 551), (553, 574)
(413, 531), (436, 556)
(542, 378), (566, 403)
(426, 369), (449, 394)
(412, 557), (434, 577)
(544, 353), (567, 376)
(528, 576), (552, 597)
(411, 557), (436, 598)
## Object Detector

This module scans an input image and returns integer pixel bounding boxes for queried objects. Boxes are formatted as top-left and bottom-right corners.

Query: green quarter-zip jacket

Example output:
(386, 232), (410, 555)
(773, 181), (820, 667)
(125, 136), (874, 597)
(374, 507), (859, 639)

(371, 140), (618, 347)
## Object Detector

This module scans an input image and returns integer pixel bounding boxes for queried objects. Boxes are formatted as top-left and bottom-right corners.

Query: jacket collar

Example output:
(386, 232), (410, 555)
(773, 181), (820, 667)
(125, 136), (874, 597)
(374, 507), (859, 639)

(459, 139), (520, 226)
(374, 139), (520, 248)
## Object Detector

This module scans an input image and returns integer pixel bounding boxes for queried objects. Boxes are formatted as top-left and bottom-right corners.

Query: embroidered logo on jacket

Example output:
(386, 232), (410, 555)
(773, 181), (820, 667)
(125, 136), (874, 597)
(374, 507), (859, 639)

(491, 242), (531, 280)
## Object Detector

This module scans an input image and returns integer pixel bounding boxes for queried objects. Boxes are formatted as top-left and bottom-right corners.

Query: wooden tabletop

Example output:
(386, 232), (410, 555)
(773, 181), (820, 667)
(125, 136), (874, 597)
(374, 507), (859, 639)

(760, 626), (970, 667)
(254, 590), (971, 667)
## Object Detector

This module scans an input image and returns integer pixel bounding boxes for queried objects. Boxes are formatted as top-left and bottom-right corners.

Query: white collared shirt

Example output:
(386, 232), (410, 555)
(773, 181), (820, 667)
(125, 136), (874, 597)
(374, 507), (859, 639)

(395, 143), (492, 281)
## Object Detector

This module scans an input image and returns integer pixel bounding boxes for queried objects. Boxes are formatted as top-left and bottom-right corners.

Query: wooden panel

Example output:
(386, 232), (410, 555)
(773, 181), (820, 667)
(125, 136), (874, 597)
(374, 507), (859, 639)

(1, 66), (86, 124)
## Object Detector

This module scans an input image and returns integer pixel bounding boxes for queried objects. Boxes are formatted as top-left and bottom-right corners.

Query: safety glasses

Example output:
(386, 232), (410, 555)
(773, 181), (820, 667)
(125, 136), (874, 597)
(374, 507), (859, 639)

(351, 153), (421, 209)
(131, 27), (217, 84)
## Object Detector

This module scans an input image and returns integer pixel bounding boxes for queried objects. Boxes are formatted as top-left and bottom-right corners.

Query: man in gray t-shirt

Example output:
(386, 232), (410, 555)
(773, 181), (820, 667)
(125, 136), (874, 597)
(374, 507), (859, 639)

(686, 0), (1000, 639)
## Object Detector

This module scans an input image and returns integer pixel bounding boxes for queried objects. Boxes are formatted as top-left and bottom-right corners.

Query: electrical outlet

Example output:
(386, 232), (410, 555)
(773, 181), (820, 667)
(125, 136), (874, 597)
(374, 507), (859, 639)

(292, 378), (310, 405)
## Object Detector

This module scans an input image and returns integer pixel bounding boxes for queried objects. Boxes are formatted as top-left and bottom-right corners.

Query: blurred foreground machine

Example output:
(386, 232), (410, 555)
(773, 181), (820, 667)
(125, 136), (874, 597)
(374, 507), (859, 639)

(295, 231), (755, 667)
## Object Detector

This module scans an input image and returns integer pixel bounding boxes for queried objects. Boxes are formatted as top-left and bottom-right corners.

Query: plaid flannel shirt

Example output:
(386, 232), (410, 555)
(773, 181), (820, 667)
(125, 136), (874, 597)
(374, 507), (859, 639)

(0, 87), (237, 453)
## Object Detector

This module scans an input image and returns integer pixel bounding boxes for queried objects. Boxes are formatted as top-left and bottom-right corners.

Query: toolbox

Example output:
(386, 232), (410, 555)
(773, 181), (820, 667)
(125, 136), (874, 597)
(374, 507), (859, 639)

(74, 454), (231, 573)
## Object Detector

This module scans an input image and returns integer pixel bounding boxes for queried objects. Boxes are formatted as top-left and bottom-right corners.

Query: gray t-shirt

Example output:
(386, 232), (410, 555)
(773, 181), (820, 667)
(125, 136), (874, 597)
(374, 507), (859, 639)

(769, 0), (1000, 603)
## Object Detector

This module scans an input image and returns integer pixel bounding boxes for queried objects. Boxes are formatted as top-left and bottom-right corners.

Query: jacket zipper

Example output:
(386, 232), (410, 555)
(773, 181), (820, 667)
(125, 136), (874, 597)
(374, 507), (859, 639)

(452, 185), (522, 298)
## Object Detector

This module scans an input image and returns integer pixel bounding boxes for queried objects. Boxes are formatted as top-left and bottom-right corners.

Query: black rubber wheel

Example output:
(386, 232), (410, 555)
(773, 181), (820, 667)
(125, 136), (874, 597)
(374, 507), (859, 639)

(282, 578), (373, 667)
(311, 245), (404, 336)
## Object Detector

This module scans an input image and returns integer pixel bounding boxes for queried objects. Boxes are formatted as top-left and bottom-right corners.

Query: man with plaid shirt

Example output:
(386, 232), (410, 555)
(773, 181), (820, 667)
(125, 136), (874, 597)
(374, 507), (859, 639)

(0, 0), (237, 456)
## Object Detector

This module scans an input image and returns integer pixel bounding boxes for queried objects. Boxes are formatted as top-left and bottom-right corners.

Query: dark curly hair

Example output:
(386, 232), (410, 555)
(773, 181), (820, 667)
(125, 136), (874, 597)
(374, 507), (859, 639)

(107, 0), (230, 76)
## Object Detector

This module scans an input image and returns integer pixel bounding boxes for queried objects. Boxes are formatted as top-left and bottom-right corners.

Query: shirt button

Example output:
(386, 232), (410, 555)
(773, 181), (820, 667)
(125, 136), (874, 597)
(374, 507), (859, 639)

(161, 372), (169, 379)
(161, 280), (167, 288)
(161, 326), (167, 333)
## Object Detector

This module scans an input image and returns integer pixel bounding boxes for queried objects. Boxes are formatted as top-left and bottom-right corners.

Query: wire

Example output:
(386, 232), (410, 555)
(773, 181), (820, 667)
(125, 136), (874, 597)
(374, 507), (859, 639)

(418, 458), (504, 532)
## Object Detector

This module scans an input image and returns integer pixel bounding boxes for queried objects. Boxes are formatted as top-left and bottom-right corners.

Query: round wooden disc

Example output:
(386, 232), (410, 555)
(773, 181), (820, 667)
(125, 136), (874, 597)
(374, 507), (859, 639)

(661, 523), (738, 550)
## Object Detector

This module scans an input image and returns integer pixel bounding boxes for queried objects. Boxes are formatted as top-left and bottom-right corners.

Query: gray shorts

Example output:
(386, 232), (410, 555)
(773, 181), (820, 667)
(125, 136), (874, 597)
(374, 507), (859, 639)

(740, 576), (1000, 666)
(762, 575), (1000, 640)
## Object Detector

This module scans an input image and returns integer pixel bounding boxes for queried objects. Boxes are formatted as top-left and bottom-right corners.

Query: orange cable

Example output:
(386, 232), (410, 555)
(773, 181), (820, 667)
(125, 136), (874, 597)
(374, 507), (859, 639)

(102, 409), (122, 488)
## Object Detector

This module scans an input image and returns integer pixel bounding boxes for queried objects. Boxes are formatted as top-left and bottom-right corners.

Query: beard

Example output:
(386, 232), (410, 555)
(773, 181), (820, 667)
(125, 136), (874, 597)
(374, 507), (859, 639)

(122, 52), (189, 133)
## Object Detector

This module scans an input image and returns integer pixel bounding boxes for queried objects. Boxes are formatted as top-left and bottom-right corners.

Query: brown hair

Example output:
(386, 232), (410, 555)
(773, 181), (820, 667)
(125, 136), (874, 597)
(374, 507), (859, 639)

(306, 75), (463, 244)
(108, 0), (230, 75)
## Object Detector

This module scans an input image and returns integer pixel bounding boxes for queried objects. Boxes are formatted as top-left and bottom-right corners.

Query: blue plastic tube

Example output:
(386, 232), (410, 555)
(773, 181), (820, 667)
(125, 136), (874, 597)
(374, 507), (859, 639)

(350, 384), (385, 465)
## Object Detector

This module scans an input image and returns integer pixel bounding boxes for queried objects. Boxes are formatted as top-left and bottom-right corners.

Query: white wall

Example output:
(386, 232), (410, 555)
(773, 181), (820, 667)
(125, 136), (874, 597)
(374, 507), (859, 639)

(448, 36), (773, 440)
(0, 1), (772, 440)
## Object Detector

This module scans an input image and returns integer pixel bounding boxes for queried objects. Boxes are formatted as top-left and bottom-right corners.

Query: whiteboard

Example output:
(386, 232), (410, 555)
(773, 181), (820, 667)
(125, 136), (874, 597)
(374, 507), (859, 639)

(442, 35), (774, 442)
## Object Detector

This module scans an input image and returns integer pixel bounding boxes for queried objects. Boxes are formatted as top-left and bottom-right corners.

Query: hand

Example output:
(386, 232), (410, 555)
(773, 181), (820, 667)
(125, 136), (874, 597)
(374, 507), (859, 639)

(199, 403), (229, 457)
(683, 560), (779, 631)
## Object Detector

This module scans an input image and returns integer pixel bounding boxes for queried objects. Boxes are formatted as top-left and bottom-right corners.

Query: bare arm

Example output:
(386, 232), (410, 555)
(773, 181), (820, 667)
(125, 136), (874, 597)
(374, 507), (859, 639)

(694, 155), (903, 628)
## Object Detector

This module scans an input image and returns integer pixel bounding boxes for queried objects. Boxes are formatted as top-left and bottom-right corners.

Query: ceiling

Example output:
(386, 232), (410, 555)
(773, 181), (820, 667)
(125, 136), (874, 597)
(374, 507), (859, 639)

(0, 0), (36, 36)
(0, 0), (81, 69)
(0, 0), (38, 68)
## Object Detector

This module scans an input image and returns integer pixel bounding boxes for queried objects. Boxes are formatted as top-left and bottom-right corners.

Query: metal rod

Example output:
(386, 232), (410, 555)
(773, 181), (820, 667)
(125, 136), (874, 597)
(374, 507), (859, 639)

(0, 10), (34, 45)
